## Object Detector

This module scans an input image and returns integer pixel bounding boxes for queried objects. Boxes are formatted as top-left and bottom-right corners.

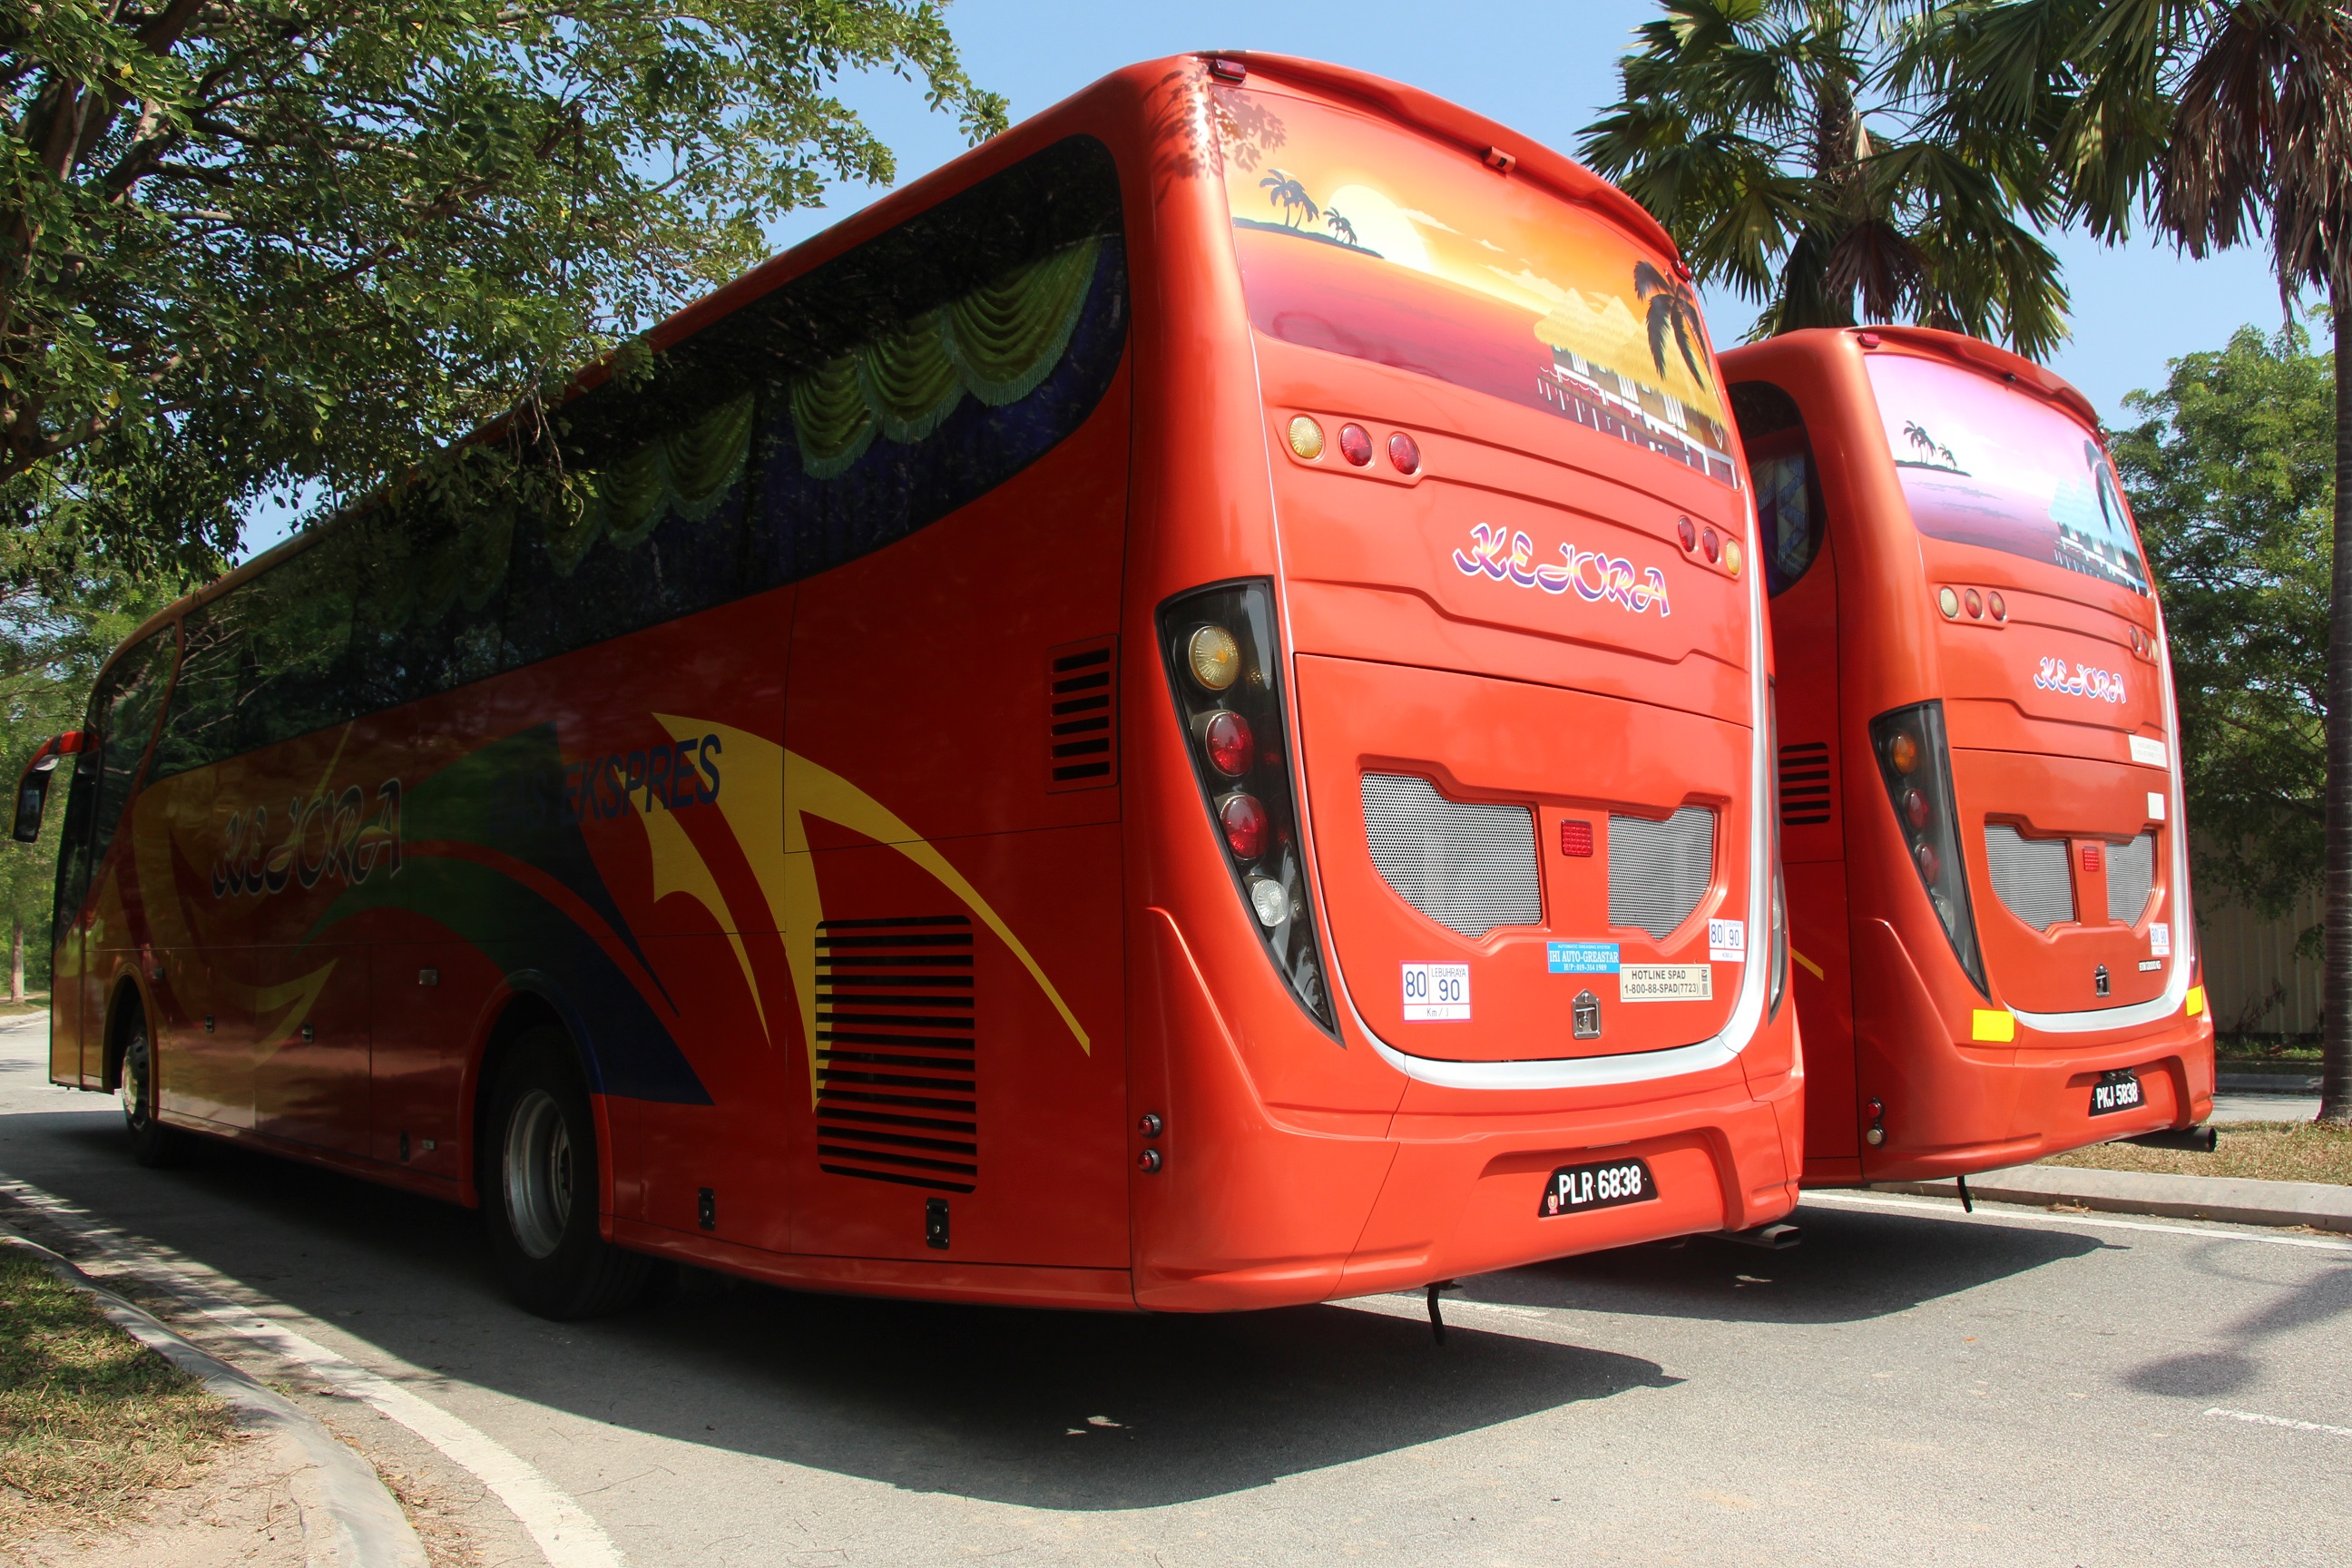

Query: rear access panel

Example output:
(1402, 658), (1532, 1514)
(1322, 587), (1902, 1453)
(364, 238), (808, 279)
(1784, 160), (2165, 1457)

(1296, 654), (1750, 1063)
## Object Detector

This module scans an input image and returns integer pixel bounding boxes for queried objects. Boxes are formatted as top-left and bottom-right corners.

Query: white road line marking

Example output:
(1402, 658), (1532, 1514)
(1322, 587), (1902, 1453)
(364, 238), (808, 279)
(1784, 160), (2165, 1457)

(1801, 1191), (2352, 1254)
(0, 1175), (625, 1568)
(2205, 1406), (2352, 1439)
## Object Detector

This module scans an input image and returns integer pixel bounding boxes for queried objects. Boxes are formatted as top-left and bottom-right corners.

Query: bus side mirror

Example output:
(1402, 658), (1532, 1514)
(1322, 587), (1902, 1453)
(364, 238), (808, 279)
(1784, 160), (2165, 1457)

(13, 731), (86, 844)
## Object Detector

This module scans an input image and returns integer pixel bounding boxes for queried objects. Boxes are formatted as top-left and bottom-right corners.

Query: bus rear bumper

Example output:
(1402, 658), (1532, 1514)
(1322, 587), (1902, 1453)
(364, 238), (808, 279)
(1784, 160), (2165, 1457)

(1132, 1083), (1798, 1312)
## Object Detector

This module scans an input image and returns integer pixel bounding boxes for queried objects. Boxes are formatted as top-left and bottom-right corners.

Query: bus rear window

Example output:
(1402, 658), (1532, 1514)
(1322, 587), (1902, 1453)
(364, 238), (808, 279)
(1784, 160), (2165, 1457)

(1864, 352), (2148, 595)
(1214, 85), (1735, 485)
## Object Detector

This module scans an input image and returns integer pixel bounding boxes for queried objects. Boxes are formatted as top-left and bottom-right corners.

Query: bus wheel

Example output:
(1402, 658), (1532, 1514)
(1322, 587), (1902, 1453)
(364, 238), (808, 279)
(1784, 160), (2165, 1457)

(119, 1012), (188, 1169)
(483, 1027), (653, 1319)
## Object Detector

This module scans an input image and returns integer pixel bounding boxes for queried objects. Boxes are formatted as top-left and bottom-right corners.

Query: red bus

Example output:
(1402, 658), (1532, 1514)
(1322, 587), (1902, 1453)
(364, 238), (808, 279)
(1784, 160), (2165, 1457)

(17, 53), (1799, 1318)
(1719, 328), (2214, 1185)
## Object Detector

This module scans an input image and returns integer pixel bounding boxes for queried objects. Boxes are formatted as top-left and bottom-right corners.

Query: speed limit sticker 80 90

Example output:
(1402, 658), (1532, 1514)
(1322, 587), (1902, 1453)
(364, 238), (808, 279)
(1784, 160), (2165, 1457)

(1402, 962), (1470, 1020)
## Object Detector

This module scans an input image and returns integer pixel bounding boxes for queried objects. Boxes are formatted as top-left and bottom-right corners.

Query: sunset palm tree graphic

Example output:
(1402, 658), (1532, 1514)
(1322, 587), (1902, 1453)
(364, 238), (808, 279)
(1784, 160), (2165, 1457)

(1325, 208), (1359, 247)
(1632, 260), (1708, 387)
(1259, 169), (1319, 229)
(1902, 420), (1960, 470)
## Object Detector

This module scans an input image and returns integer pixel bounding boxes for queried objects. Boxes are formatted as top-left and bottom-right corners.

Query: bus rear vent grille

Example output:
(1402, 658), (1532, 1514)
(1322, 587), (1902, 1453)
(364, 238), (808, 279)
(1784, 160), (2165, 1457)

(814, 915), (976, 1193)
(1984, 826), (2073, 931)
(1779, 741), (1831, 827)
(1360, 773), (1540, 937)
(1046, 636), (1118, 791)
(1608, 808), (1715, 939)
(2107, 832), (2156, 925)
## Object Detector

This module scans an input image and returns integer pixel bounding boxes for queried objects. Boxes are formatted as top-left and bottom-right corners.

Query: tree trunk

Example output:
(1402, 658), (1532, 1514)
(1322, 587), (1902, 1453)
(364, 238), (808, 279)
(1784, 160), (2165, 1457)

(8, 921), (19, 1005)
(2323, 278), (2352, 1124)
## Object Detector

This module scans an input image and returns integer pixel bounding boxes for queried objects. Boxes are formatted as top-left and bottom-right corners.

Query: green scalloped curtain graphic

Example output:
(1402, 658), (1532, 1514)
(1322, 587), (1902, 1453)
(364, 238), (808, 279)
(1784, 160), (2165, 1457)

(787, 237), (1103, 479)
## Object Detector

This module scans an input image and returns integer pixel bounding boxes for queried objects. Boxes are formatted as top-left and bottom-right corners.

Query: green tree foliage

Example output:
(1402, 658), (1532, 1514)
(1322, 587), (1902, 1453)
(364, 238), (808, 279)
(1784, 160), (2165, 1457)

(1579, 0), (2068, 355)
(2113, 322), (2335, 925)
(0, 1), (1006, 569)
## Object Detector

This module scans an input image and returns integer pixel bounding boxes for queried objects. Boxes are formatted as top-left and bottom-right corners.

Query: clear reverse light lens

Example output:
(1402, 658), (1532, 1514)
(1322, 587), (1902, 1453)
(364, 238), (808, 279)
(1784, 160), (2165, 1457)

(1188, 625), (1240, 691)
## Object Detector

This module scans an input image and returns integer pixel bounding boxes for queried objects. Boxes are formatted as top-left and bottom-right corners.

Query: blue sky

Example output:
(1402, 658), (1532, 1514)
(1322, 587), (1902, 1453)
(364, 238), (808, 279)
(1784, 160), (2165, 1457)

(240, 0), (2298, 559)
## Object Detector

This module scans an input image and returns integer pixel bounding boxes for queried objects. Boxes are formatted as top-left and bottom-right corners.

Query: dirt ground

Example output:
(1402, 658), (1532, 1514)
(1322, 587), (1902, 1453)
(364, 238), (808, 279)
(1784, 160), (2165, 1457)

(0, 1432), (309, 1568)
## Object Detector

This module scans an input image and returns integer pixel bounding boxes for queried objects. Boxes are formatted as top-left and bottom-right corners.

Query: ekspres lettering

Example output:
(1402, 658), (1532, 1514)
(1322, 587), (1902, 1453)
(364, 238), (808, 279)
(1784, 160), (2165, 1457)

(561, 734), (721, 824)
(2034, 655), (2126, 704)
(212, 780), (402, 898)
(1453, 523), (1671, 616)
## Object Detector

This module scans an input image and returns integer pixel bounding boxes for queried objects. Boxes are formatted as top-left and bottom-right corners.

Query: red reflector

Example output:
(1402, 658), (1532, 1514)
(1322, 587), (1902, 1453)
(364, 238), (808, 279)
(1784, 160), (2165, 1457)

(1338, 423), (1373, 466)
(1965, 589), (1984, 619)
(1915, 842), (1941, 882)
(1677, 516), (1696, 551)
(2082, 843), (2102, 872)
(1560, 819), (1593, 858)
(1701, 528), (1720, 563)
(1203, 710), (1252, 777)
(1988, 591), (2007, 622)
(1220, 793), (1269, 859)
(1387, 430), (1421, 474)
(1902, 788), (1929, 831)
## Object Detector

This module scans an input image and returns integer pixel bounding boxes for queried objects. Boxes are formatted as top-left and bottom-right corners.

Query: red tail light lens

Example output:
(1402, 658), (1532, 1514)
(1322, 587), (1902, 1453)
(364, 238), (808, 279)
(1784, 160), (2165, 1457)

(1220, 793), (1269, 858)
(1871, 701), (1986, 995)
(1387, 431), (1421, 474)
(1338, 423), (1374, 466)
(1560, 818), (1593, 857)
(1200, 710), (1252, 776)
(1160, 581), (1335, 1030)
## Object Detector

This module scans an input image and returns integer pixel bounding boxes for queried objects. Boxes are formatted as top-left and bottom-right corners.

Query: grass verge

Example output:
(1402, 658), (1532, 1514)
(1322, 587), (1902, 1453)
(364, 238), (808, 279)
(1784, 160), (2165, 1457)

(2040, 1121), (2352, 1185)
(0, 1250), (234, 1538)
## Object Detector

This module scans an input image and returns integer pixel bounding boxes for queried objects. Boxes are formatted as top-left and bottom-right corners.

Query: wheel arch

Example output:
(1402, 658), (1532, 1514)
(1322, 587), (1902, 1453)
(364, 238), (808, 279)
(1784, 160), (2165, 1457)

(466, 975), (613, 1223)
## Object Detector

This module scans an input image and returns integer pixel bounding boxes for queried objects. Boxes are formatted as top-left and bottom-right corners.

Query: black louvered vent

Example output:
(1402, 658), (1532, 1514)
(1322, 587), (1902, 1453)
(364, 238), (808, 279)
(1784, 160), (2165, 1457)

(1779, 741), (1831, 827)
(814, 916), (976, 1193)
(1047, 636), (1118, 791)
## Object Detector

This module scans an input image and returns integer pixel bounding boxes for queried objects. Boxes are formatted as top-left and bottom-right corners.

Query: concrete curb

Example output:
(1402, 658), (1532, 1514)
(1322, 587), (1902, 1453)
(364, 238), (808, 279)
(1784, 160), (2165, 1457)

(1873, 1164), (2352, 1235)
(2216, 1073), (2322, 1093)
(1, 1230), (427, 1568)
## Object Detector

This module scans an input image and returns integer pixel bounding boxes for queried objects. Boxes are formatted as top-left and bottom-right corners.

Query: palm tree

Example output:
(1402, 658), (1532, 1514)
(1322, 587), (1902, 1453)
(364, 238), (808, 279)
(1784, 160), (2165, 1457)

(1922, 2), (2352, 1122)
(1635, 260), (1712, 386)
(1258, 170), (1318, 230)
(1581, 0), (2069, 357)
(1326, 209), (1360, 248)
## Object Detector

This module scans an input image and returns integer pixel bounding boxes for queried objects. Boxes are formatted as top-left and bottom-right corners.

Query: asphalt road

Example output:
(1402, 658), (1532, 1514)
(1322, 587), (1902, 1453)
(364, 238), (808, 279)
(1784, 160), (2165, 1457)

(5, 1015), (2347, 1568)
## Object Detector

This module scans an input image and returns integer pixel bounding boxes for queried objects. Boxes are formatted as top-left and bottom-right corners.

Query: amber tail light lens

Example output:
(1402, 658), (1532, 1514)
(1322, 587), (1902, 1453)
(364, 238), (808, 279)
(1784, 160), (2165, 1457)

(1869, 701), (1987, 995)
(1159, 581), (1336, 1031)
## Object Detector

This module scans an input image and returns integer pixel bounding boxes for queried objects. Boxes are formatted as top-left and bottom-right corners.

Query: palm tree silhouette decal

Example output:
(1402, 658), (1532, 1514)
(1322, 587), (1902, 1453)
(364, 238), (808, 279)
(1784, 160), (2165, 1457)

(1632, 260), (1708, 387)
(1902, 420), (1960, 470)
(1259, 170), (1319, 230)
(1325, 208), (1359, 248)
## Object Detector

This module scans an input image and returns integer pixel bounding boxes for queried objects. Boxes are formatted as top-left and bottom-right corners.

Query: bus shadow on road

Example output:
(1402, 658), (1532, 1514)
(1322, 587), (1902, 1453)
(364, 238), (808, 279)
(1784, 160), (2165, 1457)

(1477, 1200), (2107, 1326)
(13, 1119), (1672, 1510)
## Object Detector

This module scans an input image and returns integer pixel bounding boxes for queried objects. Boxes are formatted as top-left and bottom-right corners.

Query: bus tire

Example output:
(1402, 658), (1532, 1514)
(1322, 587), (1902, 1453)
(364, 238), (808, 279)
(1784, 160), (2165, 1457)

(482, 1026), (652, 1320)
(119, 1004), (190, 1169)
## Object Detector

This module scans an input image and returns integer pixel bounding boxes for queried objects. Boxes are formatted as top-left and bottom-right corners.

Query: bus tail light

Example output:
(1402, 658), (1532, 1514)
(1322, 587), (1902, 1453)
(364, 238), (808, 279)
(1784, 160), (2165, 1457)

(1159, 582), (1336, 1030)
(1869, 701), (1987, 995)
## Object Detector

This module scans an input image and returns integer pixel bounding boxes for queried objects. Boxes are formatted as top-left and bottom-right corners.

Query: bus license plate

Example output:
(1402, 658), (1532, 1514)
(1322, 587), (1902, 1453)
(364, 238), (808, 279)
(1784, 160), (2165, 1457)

(1537, 1157), (1658, 1218)
(2090, 1070), (2145, 1117)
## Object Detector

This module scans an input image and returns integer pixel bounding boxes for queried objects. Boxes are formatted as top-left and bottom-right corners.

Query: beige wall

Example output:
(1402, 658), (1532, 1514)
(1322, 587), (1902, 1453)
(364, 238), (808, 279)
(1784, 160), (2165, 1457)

(2196, 883), (2323, 1038)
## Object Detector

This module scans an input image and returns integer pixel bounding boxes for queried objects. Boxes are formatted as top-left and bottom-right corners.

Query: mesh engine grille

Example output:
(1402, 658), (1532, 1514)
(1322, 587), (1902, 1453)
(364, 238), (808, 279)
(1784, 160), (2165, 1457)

(1361, 774), (1540, 937)
(1608, 808), (1715, 939)
(814, 915), (976, 1193)
(1985, 826), (2073, 931)
(2108, 832), (2156, 925)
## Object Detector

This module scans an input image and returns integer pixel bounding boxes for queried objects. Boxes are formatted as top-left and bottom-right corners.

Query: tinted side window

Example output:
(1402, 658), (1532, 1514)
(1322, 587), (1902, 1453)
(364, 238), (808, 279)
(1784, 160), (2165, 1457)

(152, 595), (247, 782)
(81, 628), (179, 896)
(1730, 381), (1827, 597)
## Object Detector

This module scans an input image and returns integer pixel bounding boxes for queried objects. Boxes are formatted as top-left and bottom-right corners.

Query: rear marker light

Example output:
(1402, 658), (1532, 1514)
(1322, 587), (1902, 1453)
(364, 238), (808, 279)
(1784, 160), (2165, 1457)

(1857, 331), (1882, 348)
(1287, 416), (1324, 460)
(1938, 587), (1960, 618)
(1965, 589), (1983, 619)
(1677, 516), (1695, 551)
(1338, 423), (1374, 466)
(1188, 625), (1240, 691)
(1989, 592), (2007, 621)
(1560, 818), (1593, 858)
(1387, 431), (1421, 474)
(1701, 527), (1720, 563)
(1872, 701), (1988, 995)
(1201, 710), (1252, 776)
(1160, 581), (1336, 1030)
(1220, 793), (1269, 859)
(1209, 55), (1247, 83)
(2082, 842), (2102, 872)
